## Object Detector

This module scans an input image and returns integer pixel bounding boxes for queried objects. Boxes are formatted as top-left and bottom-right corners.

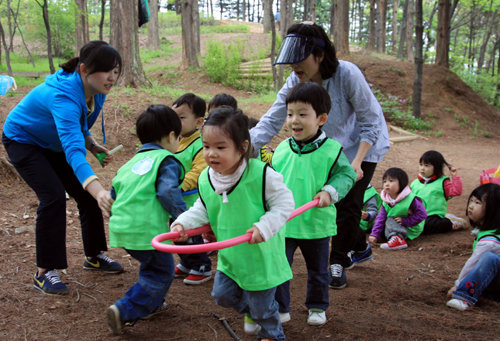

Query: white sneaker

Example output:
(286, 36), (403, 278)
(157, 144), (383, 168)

(243, 314), (261, 335)
(446, 298), (470, 311)
(446, 213), (469, 230)
(280, 312), (291, 323)
(307, 309), (326, 326)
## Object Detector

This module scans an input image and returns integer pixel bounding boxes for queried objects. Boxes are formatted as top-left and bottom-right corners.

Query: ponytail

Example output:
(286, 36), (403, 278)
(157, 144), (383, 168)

(59, 57), (80, 73)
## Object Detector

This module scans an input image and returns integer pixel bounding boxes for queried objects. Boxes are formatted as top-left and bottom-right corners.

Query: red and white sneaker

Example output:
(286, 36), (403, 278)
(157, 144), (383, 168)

(380, 236), (407, 250)
(183, 273), (212, 285)
(174, 267), (188, 278)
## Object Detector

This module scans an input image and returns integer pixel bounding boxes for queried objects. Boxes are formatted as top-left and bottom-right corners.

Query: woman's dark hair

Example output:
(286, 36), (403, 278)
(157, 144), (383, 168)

(173, 93), (207, 118)
(419, 150), (451, 178)
(203, 107), (250, 161)
(383, 167), (409, 194)
(467, 183), (500, 232)
(60, 41), (122, 76)
(287, 23), (339, 79)
(286, 82), (332, 117)
(208, 93), (238, 112)
(136, 105), (182, 144)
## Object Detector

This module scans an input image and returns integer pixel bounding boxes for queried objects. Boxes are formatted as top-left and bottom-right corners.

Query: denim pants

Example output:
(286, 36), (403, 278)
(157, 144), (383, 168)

(176, 235), (212, 275)
(452, 252), (500, 306)
(115, 249), (174, 322)
(2, 135), (107, 269)
(211, 271), (285, 341)
(276, 237), (330, 313)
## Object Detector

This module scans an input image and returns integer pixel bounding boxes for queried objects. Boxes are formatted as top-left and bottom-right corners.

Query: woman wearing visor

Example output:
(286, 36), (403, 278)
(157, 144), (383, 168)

(250, 23), (390, 295)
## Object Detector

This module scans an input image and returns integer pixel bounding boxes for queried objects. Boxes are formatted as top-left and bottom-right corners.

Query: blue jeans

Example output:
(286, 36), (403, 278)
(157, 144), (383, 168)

(176, 235), (212, 275)
(114, 249), (174, 322)
(452, 252), (500, 306)
(276, 237), (330, 313)
(211, 271), (285, 341)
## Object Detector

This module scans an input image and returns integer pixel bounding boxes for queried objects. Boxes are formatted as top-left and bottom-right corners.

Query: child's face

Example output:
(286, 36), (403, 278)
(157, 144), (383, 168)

(286, 101), (327, 142)
(383, 176), (400, 198)
(202, 125), (248, 175)
(468, 195), (486, 225)
(419, 161), (434, 178)
(173, 103), (203, 137)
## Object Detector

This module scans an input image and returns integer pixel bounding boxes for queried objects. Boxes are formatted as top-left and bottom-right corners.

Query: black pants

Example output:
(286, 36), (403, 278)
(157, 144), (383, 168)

(330, 162), (377, 267)
(3, 135), (107, 269)
(422, 215), (453, 234)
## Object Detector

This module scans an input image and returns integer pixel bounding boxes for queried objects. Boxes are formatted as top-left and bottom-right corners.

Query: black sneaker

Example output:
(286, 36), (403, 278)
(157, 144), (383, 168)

(83, 252), (124, 273)
(346, 242), (373, 269)
(329, 264), (347, 289)
(107, 304), (124, 335)
(33, 269), (69, 295)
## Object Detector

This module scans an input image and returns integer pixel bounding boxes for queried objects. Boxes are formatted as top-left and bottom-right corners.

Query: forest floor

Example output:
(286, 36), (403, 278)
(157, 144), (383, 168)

(0, 21), (500, 340)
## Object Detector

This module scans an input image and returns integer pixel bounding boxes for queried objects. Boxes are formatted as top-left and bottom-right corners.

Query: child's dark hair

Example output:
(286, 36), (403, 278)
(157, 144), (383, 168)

(286, 82), (331, 116)
(419, 150), (451, 178)
(60, 40), (122, 76)
(208, 93), (238, 111)
(467, 183), (500, 232)
(248, 117), (259, 129)
(383, 167), (409, 193)
(173, 93), (206, 118)
(136, 105), (182, 144)
(203, 107), (250, 160)
(287, 23), (339, 79)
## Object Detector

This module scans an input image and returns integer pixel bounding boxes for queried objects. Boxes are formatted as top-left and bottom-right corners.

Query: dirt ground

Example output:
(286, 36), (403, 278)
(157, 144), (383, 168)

(1, 23), (500, 340)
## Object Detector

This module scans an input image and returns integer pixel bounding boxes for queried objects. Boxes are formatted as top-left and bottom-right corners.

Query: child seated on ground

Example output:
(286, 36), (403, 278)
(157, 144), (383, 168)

(447, 183), (500, 311)
(171, 93), (212, 285)
(171, 108), (294, 341)
(106, 105), (186, 335)
(272, 82), (356, 326)
(411, 150), (467, 233)
(369, 168), (427, 250)
(360, 184), (381, 233)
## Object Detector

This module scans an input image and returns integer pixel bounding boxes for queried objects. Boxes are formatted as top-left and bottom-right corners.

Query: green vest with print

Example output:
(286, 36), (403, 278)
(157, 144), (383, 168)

(198, 159), (292, 291)
(382, 192), (424, 240)
(360, 186), (382, 231)
(176, 136), (203, 208)
(410, 176), (449, 217)
(473, 229), (500, 251)
(272, 138), (341, 239)
(109, 149), (184, 250)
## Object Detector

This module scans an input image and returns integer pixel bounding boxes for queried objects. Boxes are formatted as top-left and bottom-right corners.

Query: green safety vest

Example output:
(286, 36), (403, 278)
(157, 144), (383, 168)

(360, 186), (382, 231)
(382, 192), (424, 240)
(473, 229), (500, 251)
(109, 149), (184, 250)
(198, 159), (292, 291)
(273, 138), (341, 239)
(176, 135), (203, 208)
(410, 176), (449, 217)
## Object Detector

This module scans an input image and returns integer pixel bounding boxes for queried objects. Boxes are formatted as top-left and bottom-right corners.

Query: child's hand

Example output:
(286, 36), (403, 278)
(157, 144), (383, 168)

(447, 286), (457, 297)
(368, 236), (377, 244)
(394, 217), (402, 224)
(314, 191), (332, 208)
(448, 166), (458, 177)
(361, 211), (369, 220)
(246, 226), (264, 244)
(170, 224), (188, 242)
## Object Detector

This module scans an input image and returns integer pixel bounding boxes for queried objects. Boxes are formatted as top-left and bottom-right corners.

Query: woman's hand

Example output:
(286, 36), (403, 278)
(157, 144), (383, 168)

(314, 191), (332, 208)
(171, 224), (189, 242)
(92, 143), (112, 167)
(246, 226), (264, 244)
(351, 158), (364, 181)
(96, 189), (114, 216)
(368, 235), (377, 244)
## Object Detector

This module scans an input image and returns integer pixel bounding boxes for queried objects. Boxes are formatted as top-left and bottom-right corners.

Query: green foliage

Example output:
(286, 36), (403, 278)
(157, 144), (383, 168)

(203, 40), (241, 84)
(452, 66), (500, 110)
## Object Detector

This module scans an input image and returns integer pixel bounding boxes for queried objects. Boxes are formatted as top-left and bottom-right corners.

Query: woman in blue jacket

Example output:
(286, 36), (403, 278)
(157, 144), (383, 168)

(2, 41), (124, 295)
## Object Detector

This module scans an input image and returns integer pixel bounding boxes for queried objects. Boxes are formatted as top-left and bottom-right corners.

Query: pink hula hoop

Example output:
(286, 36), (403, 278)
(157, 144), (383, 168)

(152, 198), (320, 254)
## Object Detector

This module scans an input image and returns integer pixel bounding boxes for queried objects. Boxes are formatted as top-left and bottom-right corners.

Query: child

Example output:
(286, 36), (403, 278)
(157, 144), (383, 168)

(272, 82), (356, 325)
(447, 183), (500, 311)
(369, 168), (427, 250)
(171, 93), (212, 285)
(360, 184), (382, 232)
(106, 105), (186, 335)
(410, 150), (467, 233)
(170, 108), (294, 341)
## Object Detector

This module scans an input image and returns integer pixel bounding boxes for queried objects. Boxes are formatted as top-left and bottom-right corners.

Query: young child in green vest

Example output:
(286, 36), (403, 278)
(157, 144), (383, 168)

(369, 167), (427, 250)
(171, 108), (294, 341)
(447, 183), (500, 311)
(410, 150), (467, 233)
(106, 105), (186, 335)
(272, 82), (356, 326)
(360, 184), (382, 233)
(171, 93), (212, 285)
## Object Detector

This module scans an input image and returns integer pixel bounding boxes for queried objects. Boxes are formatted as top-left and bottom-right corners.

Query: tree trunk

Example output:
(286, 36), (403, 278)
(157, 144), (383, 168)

(8, 5), (34, 66)
(7, 0), (15, 52)
(75, 0), (90, 53)
(263, 0), (273, 33)
(280, 0), (293, 38)
(467, 0), (476, 69)
(333, 0), (350, 55)
(35, 0), (55, 74)
(367, 0), (376, 50)
(435, 0), (450, 67)
(99, 0), (106, 41)
(357, 0), (363, 42)
(330, 1), (334, 37)
(423, 2), (437, 63)
(180, 0), (199, 68)
(476, 10), (494, 74)
(147, 0), (160, 50)
(0, 19), (13, 76)
(110, 0), (149, 87)
(392, 0), (398, 53)
(413, 0), (423, 118)
(398, 0), (407, 58)
(377, 0), (387, 53)
(406, 0), (414, 62)
(193, 0), (200, 53)
(242, 0), (246, 21)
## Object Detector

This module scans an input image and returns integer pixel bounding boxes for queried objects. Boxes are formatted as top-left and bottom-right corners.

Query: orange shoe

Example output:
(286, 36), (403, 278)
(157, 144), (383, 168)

(174, 267), (188, 278)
